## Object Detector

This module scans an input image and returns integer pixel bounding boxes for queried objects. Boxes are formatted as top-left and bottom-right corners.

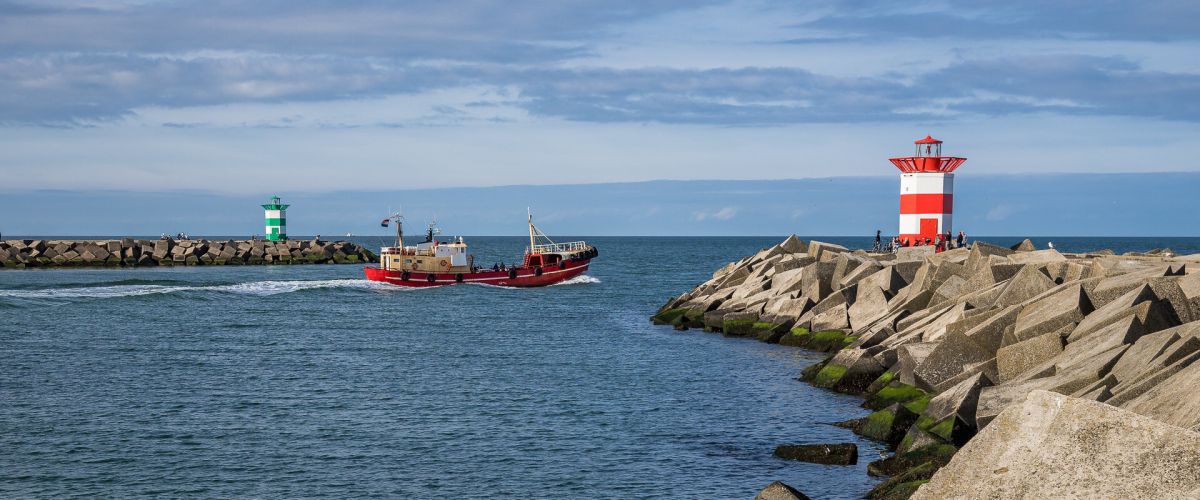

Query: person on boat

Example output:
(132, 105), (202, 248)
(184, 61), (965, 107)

(492, 263), (499, 271)
(873, 230), (882, 252)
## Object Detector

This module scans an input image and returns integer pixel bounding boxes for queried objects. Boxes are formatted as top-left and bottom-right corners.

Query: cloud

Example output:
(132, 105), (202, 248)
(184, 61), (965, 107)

(694, 206), (738, 221)
(4, 49), (1199, 126)
(791, 1), (1200, 42)
(1, 2), (1199, 126)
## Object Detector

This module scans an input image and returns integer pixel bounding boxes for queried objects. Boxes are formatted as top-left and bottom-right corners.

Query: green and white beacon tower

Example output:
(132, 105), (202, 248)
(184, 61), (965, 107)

(262, 195), (289, 241)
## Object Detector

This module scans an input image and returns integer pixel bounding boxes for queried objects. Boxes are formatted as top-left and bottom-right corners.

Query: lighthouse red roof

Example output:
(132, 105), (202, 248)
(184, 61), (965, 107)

(914, 135), (942, 144)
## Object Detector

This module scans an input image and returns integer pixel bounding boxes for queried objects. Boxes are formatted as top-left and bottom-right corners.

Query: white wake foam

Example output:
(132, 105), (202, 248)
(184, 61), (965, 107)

(0, 279), (395, 300)
(549, 275), (601, 286)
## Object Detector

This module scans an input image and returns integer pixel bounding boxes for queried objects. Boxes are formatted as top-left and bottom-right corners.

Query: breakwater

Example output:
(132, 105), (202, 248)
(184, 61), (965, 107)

(0, 238), (376, 269)
(654, 237), (1200, 498)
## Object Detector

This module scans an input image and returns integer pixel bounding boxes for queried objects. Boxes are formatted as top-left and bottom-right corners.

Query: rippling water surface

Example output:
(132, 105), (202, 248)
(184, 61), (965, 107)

(3, 236), (1196, 498)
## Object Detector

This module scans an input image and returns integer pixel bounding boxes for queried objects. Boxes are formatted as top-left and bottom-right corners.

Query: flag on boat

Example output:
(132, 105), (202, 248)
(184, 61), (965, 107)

(380, 219), (390, 227)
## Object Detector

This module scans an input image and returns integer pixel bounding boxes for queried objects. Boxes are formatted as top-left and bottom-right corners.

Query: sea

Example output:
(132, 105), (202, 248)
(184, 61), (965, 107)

(2, 236), (1198, 499)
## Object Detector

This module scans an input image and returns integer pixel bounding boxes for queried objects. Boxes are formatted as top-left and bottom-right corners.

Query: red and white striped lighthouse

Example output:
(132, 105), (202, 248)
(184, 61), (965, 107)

(889, 135), (967, 245)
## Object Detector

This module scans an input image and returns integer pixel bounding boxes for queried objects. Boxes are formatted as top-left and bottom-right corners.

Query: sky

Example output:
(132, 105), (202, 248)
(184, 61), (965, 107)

(1, 1), (1199, 235)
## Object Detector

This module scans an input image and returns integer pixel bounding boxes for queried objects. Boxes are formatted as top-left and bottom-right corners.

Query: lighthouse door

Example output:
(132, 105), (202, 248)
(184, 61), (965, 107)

(920, 218), (939, 240)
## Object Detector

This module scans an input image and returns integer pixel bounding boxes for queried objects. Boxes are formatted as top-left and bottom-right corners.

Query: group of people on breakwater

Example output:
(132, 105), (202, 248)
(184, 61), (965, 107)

(873, 230), (969, 254)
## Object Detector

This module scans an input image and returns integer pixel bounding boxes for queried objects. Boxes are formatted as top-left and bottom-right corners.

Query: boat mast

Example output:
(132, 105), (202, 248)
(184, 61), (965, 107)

(528, 208), (537, 253)
(395, 215), (404, 248)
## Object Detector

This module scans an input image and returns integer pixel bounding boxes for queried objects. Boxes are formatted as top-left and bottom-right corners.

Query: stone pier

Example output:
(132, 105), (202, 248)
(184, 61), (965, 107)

(0, 238), (377, 269)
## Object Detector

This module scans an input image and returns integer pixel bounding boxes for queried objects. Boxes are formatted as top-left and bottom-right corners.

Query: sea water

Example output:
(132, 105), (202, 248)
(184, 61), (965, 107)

(2, 236), (1197, 498)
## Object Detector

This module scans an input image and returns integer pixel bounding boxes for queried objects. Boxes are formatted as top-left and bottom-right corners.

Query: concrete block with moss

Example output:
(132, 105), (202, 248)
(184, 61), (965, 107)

(859, 403), (920, 445)
(722, 311), (759, 336)
(864, 381), (930, 411)
(778, 327), (811, 347)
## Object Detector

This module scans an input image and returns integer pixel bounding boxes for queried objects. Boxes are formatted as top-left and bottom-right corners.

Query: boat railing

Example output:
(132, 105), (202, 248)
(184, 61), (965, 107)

(527, 241), (588, 254)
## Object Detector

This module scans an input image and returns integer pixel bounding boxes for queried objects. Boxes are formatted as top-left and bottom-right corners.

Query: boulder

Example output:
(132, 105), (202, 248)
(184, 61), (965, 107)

(912, 391), (1200, 500)
(754, 481), (810, 500)
(773, 443), (857, 465)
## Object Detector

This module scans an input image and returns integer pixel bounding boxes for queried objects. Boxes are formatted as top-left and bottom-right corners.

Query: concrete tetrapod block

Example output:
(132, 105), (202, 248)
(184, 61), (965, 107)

(1107, 326), (1184, 386)
(773, 443), (857, 465)
(806, 240), (848, 262)
(912, 329), (993, 392)
(1107, 349), (1200, 409)
(848, 285), (890, 332)
(812, 347), (885, 393)
(778, 234), (807, 255)
(893, 342), (938, 387)
(1068, 284), (1176, 343)
(995, 330), (1065, 384)
(1147, 276), (1197, 324)
(914, 302), (969, 343)
(1009, 238), (1036, 252)
(1121, 353), (1200, 431)
(1006, 248), (1066, 265)
(912, 390), (1200, 500)
(993, 264), (1056, 308)
(961, 305), (1020, 353)
(1010, 283), (1092, 345)
(1179, 272), (1200, 319)
(895, 246), (934, 262)
(924, 371), (991, 433)
(800, 261), (837, 303)
(754, 481), (810, 500)
(1087, 265), (1171, 308)
(809, 303), (850, 333)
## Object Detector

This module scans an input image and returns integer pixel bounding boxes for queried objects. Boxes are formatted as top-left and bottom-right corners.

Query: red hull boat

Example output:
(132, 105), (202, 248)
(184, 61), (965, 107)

(363, 256), (591, 287)
(363, 210), (597, 288)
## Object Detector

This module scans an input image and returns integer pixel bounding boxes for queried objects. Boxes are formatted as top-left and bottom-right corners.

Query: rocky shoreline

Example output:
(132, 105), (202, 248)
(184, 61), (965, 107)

(653, 237), (1200, 499)
(0, 238), (377, 269)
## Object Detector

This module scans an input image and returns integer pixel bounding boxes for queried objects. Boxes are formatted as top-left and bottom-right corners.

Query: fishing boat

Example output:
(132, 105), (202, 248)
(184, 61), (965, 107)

(363, 210), (597, 287)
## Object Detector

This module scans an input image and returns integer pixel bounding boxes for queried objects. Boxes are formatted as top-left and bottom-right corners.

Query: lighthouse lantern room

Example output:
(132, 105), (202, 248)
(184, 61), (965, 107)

(890, 135), (967, 245)
(262, 195), (289, 241)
